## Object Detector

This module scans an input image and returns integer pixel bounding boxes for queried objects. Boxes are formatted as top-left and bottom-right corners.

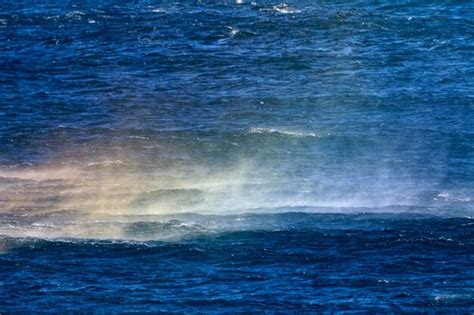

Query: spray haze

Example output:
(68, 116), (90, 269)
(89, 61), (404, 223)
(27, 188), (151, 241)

(1, 125), (469, 241)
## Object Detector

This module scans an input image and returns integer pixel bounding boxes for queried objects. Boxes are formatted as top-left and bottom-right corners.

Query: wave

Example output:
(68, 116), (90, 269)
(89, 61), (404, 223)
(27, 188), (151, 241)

(86, 160), (125, 167)
(0, 206), (471, 242)
(151, 8), (166, 13)
(1, 211), (472, 313)
(273, 4), (301, 14)
(248, 127), (323, 138)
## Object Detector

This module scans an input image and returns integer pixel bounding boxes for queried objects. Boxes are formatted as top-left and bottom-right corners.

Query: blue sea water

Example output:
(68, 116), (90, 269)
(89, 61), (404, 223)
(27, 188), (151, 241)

(0, 0), (473, 312)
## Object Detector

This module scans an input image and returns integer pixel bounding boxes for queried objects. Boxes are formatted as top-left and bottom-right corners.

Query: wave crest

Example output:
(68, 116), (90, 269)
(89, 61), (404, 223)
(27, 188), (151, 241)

(248, 127), (323, 138)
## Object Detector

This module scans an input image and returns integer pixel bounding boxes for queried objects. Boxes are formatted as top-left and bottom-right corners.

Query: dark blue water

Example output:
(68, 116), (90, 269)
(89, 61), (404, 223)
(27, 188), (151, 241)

(1, 0), (473, 312)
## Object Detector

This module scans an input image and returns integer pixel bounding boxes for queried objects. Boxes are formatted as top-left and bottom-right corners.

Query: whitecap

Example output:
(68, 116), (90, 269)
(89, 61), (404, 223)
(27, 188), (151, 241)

(65, 11), (85, 20)
(151, 8), (166, 13)
(225, 26), (240, 38)
(128, 135), (150, 140)
(435, 192), (471, 203)
(87, 160), (124, 167)
(273, 4), (301, 14)
(248, 127), (321, 138)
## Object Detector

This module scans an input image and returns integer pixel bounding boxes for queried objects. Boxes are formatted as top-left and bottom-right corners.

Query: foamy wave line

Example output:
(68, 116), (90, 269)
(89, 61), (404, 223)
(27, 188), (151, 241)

(87, 160), (124, 167)
(248, 127), (322, 138)
(151, 8), (166, 13)
(273, 4), (301, 14)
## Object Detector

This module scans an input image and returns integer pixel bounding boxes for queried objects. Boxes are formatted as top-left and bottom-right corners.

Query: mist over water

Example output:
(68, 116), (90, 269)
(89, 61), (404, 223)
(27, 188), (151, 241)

(1, 0), (473, 312)
(0, 125), (471, 240)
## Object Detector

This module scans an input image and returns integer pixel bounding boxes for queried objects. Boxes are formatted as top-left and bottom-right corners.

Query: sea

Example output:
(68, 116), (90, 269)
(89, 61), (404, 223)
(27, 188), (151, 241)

(0, 0), (473, 312)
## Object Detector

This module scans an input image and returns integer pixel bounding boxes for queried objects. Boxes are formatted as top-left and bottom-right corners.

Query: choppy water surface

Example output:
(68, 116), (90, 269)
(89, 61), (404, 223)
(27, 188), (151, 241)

(1, 0), (473, 312)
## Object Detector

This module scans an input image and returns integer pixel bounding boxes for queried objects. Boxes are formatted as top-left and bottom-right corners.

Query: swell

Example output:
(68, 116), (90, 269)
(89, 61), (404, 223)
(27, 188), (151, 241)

(1, 211), (473, 242)
(1, 213), (473, 313)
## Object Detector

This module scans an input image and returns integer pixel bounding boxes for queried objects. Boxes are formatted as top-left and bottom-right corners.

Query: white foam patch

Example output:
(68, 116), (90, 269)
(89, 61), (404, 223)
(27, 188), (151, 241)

(273, 4), (301, 14)
(248, 127), (323, 138)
